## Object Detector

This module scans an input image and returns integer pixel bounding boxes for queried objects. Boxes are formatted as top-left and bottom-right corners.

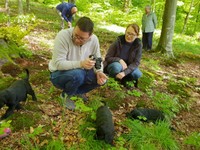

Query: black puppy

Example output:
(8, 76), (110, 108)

(0, 69), (37, 119)
(96, 102), (114, 145)
(126, 108), (165, 123)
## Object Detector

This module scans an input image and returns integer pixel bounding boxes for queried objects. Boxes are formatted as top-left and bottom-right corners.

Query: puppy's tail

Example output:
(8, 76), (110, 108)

(24, 69), (30, 81)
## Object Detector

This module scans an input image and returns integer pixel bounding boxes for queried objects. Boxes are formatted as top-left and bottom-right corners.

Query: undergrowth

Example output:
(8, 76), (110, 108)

(123, 119), (179, 150)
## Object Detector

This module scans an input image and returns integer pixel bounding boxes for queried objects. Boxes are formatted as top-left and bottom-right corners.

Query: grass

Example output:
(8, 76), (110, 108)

(123, 119), (179, 150)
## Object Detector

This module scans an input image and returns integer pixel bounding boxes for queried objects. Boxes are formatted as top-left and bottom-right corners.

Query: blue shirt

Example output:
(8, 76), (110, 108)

(56, 2), (76, 22)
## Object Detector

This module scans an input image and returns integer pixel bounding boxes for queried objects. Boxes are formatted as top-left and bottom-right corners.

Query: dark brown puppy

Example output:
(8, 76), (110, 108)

(0, 69), (37, 119)
(126, 108), (165, 123)
(96, 102), (114, 146)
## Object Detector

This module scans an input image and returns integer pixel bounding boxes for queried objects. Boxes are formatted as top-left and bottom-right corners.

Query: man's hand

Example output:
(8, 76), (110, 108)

(81, 58), (95, 70)
(96, 71), (108, 85)
(68, 22), (72, 28)
(116, 72), (125, 80)
(119, 59), (127, 70)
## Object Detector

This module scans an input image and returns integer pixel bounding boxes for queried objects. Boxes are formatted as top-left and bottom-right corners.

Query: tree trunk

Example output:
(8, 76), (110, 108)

(193, 3), (200, 35)
(26, 0), (30, 12)
(5, 0), (10, 26)
(124, 0), (130, 12)
(18, 0), (23, 15)
(151, 0), (156, 12)
(68, 0), (76, 3)
(181, 0), (194, 34)
(156, 0), (178, 58)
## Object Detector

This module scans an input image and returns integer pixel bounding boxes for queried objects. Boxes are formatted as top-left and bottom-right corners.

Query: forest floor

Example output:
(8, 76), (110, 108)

(0, 26), (200, 150)
(0, 1), (200, 149)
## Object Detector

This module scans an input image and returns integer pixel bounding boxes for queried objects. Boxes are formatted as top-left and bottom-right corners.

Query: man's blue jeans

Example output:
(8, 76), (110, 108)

(107, 62), (142, 80)
(50, 69), (99, 96)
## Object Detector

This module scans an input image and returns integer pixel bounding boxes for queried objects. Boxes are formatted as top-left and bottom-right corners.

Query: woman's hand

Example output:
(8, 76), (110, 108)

(96, 71), (108, 85)
(116, 72), (125, 80)
(119, 59), (127, 70)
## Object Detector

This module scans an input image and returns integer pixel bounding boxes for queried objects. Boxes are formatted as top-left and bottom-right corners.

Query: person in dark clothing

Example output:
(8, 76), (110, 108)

(56, 2), (78, 29)
(104, 24), (142, 88)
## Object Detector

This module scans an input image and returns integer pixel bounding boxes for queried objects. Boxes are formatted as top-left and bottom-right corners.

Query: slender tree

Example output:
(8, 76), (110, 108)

(26, 0), (30, 12)
(156, 0), (178, 57)
(181, 0), (195, 34)
(124, 0), (130, 12)
(18, 0), (23, 15)
(151, 0), (156, 12)
(5, 0), (10, 26)
(193, 2), (200, 34)
(68, 0), (76, 3)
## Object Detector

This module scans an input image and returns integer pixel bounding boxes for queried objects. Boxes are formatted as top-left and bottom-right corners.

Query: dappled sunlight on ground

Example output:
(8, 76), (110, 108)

(98, 24), (125, 34)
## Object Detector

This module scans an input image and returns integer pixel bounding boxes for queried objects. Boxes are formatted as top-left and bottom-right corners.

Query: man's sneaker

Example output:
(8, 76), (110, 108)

(65, 98), (76, 111)
(60, 93), (76, 110)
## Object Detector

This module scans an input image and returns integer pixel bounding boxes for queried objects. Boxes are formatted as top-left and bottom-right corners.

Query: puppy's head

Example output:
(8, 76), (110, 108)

(0, 96), (6, 109)
(0, 91), (6, 108)
(127, 109), (143, 119)
(105, 133), (114, 146)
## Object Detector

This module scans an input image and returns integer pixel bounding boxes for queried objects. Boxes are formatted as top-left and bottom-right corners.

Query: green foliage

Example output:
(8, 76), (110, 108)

(103, 77), (122, 91)
(44, 139), (66, 150)
(21, 125), (44, 150)
(139, 70), (155, 92)
(72, 120), (112, 150)
(151, 91), (180, 119)
(127, 90), (143, 97)
(11, 112), (42, 131)
(76, 0), (90, 12)
(184, 132), (200, 148)
(173, 34), (200, 56)
(123, 119), (179, 150)
(0, 120), (12, 134)
(100, 78), (127, 109)
(0, 26), (28, 45)
(72, 96), (93, 113)
(28, 125), (44, 139)
(167, 80), (191, 98)
(13, 14), (37, 27)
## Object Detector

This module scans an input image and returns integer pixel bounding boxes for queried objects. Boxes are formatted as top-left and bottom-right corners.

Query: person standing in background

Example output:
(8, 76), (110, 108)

(142, 5), (157, 51)
(56, 2), (78, 29)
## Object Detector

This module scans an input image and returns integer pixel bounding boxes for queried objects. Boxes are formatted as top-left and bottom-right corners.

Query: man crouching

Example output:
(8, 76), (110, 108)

(49, 17), (108, 110)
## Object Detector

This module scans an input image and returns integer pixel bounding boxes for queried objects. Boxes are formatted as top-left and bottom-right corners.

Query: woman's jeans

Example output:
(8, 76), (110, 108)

(50, 69), (99, 96)
(107, 62), (142, 80)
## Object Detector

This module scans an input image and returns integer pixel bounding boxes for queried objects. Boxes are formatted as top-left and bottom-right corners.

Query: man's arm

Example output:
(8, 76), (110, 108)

(61, 8), (70, 22)
(51, 32), (81, 71)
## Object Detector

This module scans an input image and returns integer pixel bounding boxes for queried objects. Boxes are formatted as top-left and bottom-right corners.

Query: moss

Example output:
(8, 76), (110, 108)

(1, 62), (22, 77)
(139, 70), (155, 92)
(167, 81), (191, 98)
(30, 70), (50, 85)
(10, 110), (42, 131)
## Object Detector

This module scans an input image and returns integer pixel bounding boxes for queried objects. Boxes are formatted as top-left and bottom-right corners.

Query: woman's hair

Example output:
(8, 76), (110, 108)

(126, 24), (140, 36)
